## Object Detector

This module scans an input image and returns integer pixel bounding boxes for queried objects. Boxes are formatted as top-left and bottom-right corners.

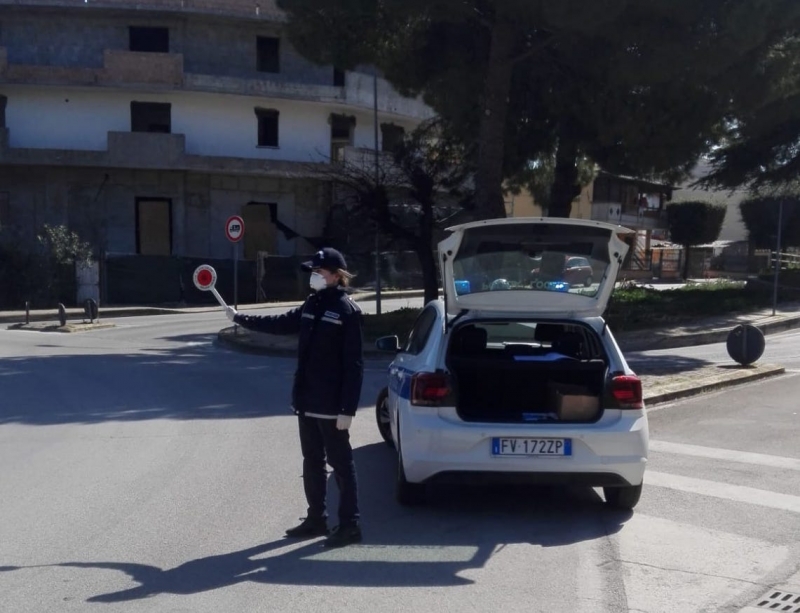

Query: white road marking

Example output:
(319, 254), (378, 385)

(618, 514), (789, 613)
(650, 440), (800, 471)
(645, 471), (800, 514)
(576, 535), (612, 613)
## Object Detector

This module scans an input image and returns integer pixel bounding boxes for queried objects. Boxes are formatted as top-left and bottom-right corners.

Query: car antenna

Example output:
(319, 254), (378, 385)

(441, 253), (449, 315)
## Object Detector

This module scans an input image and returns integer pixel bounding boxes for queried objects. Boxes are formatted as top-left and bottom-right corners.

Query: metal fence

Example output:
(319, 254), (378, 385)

(102, 250), (433, 306)
(103, 253), (258, 306)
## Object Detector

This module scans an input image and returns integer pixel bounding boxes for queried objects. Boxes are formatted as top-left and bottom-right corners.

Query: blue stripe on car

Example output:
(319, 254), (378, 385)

(389, 365), (415, 400)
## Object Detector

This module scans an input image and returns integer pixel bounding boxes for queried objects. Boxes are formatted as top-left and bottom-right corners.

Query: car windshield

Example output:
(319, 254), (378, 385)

(450, 224), (612, 298)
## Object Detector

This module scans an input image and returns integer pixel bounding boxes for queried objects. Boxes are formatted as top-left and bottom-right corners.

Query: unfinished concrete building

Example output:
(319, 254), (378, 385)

(0, 0), (431, 303)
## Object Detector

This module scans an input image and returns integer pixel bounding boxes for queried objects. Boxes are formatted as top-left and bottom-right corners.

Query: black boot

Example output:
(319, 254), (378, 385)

(285, 517), (328, 538)
(323, 523), (362, 548)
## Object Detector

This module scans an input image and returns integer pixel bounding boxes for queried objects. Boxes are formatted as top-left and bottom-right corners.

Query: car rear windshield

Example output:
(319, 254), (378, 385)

(451, 224), (612, 298)
(448, 320), (605, 361)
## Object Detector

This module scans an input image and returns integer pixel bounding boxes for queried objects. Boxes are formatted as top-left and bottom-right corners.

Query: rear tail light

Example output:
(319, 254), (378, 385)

(610, 374), (643, 409)
(410, 372), (452, 407)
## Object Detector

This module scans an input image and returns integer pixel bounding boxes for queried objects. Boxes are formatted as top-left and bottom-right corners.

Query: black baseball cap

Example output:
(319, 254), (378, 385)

(301, 247), (348, 272)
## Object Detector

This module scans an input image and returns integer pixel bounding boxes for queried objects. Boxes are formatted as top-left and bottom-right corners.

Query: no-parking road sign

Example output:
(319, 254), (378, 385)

(225, 215), (245, 243)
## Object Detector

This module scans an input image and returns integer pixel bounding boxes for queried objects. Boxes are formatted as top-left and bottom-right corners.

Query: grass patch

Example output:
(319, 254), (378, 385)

(605, 284), (775, 332)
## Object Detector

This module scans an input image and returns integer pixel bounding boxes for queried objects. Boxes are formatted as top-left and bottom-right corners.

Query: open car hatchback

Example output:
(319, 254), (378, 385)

(375, 218), (649, 510)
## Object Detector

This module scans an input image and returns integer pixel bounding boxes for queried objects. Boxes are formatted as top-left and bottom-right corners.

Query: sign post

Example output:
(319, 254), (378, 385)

(773, 199), (784, 316)
(225, 215), (245, 309)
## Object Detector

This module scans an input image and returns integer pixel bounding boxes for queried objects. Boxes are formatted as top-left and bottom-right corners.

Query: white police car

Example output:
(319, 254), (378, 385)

(374, 218), (648, 509)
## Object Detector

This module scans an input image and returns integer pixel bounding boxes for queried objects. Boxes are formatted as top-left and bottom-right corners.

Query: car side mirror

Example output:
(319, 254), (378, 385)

(375, 335), (400, 353)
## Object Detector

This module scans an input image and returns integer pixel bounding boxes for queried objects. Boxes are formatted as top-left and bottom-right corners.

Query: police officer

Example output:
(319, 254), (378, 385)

(224, 247), (364, 548)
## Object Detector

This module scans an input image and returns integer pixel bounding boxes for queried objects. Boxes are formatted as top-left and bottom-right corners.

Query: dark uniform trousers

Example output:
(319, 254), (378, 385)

(298, 415), (360, 525)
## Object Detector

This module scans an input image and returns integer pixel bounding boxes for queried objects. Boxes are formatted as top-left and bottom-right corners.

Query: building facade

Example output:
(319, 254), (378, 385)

(506, 171), (675, 278)
(0, 0), (432, 303)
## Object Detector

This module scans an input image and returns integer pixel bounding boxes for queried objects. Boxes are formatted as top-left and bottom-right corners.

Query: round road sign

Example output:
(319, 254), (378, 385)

(225, 215), (245, 243)
(193, 264), (218, 291)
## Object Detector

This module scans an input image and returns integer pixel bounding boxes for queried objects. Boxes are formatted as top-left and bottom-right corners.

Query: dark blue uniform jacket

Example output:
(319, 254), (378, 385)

(233, 286), (363, 418)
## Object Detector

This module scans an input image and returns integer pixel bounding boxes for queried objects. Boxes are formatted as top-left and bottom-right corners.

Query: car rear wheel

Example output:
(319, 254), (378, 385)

(375, 388), (394, 449)
(396, 433), (426, 506)
(584, 275), (593, 287)
(603, 484), (642, 510)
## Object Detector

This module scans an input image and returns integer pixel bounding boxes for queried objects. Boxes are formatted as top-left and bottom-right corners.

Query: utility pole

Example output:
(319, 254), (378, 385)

(772, 198), (784, 316)
(373, 69), (382, 315)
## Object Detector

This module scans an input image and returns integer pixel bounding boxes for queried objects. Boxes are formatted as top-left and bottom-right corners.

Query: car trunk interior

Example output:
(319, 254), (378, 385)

(446, 321), (608, 423)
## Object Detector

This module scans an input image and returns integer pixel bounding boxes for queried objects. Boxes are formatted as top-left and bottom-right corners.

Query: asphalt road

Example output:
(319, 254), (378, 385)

(1, 309), (799, 613)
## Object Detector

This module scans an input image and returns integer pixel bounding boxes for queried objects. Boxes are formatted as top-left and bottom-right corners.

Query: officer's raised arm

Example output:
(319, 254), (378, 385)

(229, 304), (304, 335)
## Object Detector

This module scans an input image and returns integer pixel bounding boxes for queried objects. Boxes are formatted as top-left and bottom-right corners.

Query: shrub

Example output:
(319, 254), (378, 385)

(0, 225), (93, 309)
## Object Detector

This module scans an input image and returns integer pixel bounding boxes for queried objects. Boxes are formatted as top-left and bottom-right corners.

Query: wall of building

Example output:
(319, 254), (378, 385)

(0, 0), (431, 282)
(0, 11), (121, 68)
(182, 19), (335, 85)
(1, 9), (366, 87)
(0, 164), (327, 259)
(506, 184), (593, 219)
(674, 159), (748, 242)
(2, 85), (406, 162)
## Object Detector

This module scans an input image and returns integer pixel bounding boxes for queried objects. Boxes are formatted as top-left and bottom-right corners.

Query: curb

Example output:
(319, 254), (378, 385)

(617, 315), (800, 352)
(216, 326), (298, 357)
(643, 364), (786, 406)
(7, 321), (117, 333)
(354, 290), (426, 302)
(0, 308), (180, 324)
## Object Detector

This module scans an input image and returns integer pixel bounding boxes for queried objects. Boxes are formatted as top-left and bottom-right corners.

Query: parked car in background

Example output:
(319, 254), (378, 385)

(374, 218), (648, 511)
(531, 254), (595, 287)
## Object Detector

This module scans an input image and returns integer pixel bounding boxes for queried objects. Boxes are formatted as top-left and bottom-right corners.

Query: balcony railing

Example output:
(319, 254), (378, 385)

(103, 50), (184, 87)
(0, 127), (327, 176)
(0, 47), (183, 87)
(591, 201), (667, 231)
(0, 45), (433, 119)
(0, 0), (286, 21)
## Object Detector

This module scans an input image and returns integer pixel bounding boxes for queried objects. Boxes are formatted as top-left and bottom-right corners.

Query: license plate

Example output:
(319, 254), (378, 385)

(491, 438), (572, 456)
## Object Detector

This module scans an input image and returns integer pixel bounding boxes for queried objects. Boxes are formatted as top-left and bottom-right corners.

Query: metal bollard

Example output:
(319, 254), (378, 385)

(726, 324), (765, 366)
(25, 301), (30, 325)
(83, 299), (98, 323)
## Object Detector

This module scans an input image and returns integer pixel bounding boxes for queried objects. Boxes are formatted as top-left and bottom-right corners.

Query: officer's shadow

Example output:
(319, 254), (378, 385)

(54, 540), (328, 602)
(8, 441), (633, 601)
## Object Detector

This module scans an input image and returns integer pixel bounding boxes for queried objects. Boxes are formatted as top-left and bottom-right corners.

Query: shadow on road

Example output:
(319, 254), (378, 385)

(0, 332), (386, 426)
(2, 442), (632, 599)
(625, 353), (713, 376)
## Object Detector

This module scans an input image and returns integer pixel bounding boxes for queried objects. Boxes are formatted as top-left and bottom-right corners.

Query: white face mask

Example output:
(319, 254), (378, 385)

(309, 272), (328, 291)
